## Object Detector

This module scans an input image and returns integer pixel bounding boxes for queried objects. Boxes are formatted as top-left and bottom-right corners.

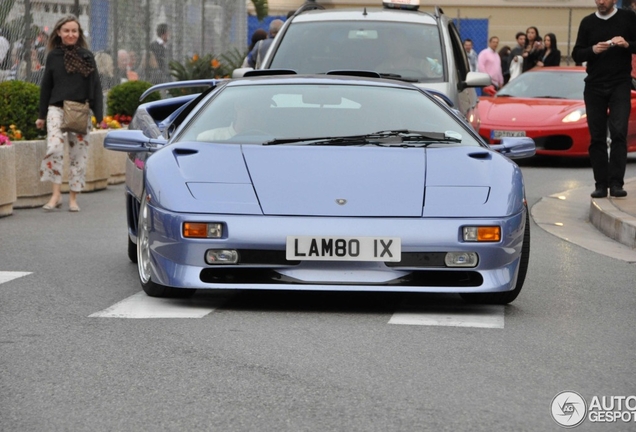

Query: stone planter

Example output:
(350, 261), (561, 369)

(13, 138), (52, 208)
(13, 130), (125, 208)
(0, 144), (17, 217)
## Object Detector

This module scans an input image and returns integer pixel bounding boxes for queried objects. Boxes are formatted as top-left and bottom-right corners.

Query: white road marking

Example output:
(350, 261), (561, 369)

(89, 291), (225, 319)
(389, 304), (505, 328)
(90, 290), (504, 326)
(0, 271), (32, 284)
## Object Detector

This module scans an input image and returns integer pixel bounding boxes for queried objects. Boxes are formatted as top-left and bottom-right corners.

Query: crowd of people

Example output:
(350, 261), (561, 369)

(0, 22), (171, 91)
(465, 0), (636, 198)
(0, 28), (49, 84)
(465, 25), (564, 89)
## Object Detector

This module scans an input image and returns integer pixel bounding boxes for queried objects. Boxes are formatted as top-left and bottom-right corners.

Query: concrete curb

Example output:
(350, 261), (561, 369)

(589, 198), (636, 249)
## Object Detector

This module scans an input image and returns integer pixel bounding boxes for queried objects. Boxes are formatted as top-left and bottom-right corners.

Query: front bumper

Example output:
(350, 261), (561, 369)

(144, 206), (527, 293)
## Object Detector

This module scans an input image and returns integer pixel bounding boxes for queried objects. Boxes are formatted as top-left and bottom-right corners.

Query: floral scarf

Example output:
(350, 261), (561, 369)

(61, 44), (94, 77)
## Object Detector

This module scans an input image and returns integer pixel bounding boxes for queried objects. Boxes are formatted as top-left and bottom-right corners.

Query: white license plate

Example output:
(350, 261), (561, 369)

(286, 236), (401, 262)
(492, 130), (526, 139)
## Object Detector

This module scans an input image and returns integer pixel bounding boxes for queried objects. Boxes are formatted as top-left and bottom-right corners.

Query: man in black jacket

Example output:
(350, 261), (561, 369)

(572, 0), (636, 198)
(149, 23), (170, 84)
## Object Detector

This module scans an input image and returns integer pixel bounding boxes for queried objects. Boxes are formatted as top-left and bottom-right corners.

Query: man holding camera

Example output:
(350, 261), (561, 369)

(572, 0), (636, 198)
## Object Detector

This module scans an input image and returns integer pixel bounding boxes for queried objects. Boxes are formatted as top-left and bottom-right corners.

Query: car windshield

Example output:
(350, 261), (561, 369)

(176, 83), (479, 146)
(496, 71), (586, 100)
(269, 21), (444, 83)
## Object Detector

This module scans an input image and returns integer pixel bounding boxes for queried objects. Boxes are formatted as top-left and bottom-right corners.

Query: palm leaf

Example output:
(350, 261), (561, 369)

(251, 0), (268, 21)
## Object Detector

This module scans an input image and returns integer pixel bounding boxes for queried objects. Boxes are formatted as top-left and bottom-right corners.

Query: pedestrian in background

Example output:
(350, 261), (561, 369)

(628, 0), (636, 85)
(242, 29), (267, 68)
(250, 19), (284, 69)
(0, 29), (11, 69)
(149, 23), (170, 83)
(463, 38), (478, 72)
(95, 51), (115, 91)
(499, 45), (512, 84)
(507, 32), (526, 81)
(537, 33), (561, 67)
(572, 0), (636, 198)
(115, 49), (129, 84)
(522, 26), (543, 71)
(35, 15), (103, 212)
(478, 36), (504, 89)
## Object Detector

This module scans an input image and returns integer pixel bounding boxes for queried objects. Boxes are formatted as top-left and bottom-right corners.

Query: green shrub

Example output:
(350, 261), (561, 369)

(107, 80), (161, 116)
(167, 48), (245, 96)
(0, 80), (42, 140)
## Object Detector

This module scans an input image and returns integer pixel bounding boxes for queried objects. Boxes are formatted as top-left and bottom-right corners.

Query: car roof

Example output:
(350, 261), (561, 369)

(525, 66), (586, 73)
(227, 73), (425, 90)
(289, 7), (439, 25)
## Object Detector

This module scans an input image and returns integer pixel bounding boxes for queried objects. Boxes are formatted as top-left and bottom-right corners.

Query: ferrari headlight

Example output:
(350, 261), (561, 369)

(562, 109), (586, 123)
(463, 226), (501, 242)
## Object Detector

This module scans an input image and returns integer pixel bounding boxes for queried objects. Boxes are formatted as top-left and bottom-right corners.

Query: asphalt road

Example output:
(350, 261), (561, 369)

(1, 155), (635, 431)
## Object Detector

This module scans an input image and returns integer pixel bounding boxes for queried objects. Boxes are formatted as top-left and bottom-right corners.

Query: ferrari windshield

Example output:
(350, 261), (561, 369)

(177, 83), (479, 146)
(496, 70), (586, 100)
(269, 21), (444, 83)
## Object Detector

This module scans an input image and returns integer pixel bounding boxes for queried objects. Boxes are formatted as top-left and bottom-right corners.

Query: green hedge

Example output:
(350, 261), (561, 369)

(107, 80), (161, 116)
(0, 81), (42, 140)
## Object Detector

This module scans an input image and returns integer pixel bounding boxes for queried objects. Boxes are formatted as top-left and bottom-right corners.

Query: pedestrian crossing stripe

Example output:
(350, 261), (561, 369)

(90, 291), (504, 327)
(0, 271), (32, 285)
(388, 304), (504, 328)
(89, 291), (224, 318)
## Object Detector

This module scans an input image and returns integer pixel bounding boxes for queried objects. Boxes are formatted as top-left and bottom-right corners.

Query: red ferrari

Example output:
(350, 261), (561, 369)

(478, 67), (636, 157)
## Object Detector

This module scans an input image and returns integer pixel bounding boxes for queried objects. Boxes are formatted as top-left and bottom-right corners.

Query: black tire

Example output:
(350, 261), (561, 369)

(137, 193), (196, 298)
(128, 236), (138, 263)
(460, 211), (530, 305)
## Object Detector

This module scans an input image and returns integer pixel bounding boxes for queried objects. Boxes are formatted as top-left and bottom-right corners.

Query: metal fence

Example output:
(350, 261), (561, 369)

(0, 0), (248, 85)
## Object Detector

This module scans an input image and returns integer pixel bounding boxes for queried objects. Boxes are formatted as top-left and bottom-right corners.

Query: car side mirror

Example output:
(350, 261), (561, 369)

(490, 137), (536, 159)
(482, 85), (497, 96)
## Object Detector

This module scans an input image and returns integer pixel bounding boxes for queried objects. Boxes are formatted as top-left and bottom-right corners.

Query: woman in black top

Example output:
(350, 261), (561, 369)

(537, 33), (562, 67)
(522, 26), (544, 72)
(35, 15), (102, 212)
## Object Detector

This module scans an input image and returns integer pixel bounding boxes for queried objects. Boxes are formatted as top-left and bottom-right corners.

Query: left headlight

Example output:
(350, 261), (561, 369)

(562, 109), (586, 123)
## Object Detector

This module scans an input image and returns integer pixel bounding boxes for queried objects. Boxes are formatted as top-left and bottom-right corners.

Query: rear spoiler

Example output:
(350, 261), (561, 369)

(139, 79), (226, 102)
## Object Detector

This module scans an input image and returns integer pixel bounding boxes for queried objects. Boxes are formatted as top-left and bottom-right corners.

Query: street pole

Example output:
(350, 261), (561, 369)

(24, 0), (32, 83)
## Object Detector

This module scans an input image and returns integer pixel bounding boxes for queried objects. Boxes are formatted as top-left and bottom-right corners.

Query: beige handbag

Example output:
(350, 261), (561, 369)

(61, 100), (91, 135)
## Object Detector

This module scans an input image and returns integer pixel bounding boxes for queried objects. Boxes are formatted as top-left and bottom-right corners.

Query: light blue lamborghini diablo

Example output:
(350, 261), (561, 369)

(104, 72), (535, 304)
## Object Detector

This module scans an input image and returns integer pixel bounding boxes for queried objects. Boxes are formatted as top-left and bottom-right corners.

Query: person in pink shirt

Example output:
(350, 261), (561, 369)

(478, 36), (504, 88)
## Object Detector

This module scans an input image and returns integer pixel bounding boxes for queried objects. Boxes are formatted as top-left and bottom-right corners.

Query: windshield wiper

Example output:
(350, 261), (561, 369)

(368, 129), (462, 143)
(534, 95), (566, 99)
(263, 130), (461, 146)
(263, 134), (369, 146)
(377, 73), (419, 83)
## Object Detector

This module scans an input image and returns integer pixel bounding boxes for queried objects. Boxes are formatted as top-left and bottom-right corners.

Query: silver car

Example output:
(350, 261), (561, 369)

(234, 0), (491, 130)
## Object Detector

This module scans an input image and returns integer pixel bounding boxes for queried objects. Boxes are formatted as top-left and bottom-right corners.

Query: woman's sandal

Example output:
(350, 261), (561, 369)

(42, 199), (63, 211)
(69, 204), (81, 212)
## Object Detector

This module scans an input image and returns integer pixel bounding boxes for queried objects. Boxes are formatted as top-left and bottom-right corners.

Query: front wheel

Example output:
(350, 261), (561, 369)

(137, 193), (196, 298)
(128, 236), (137, 263)
(460, 211), (530, 305)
